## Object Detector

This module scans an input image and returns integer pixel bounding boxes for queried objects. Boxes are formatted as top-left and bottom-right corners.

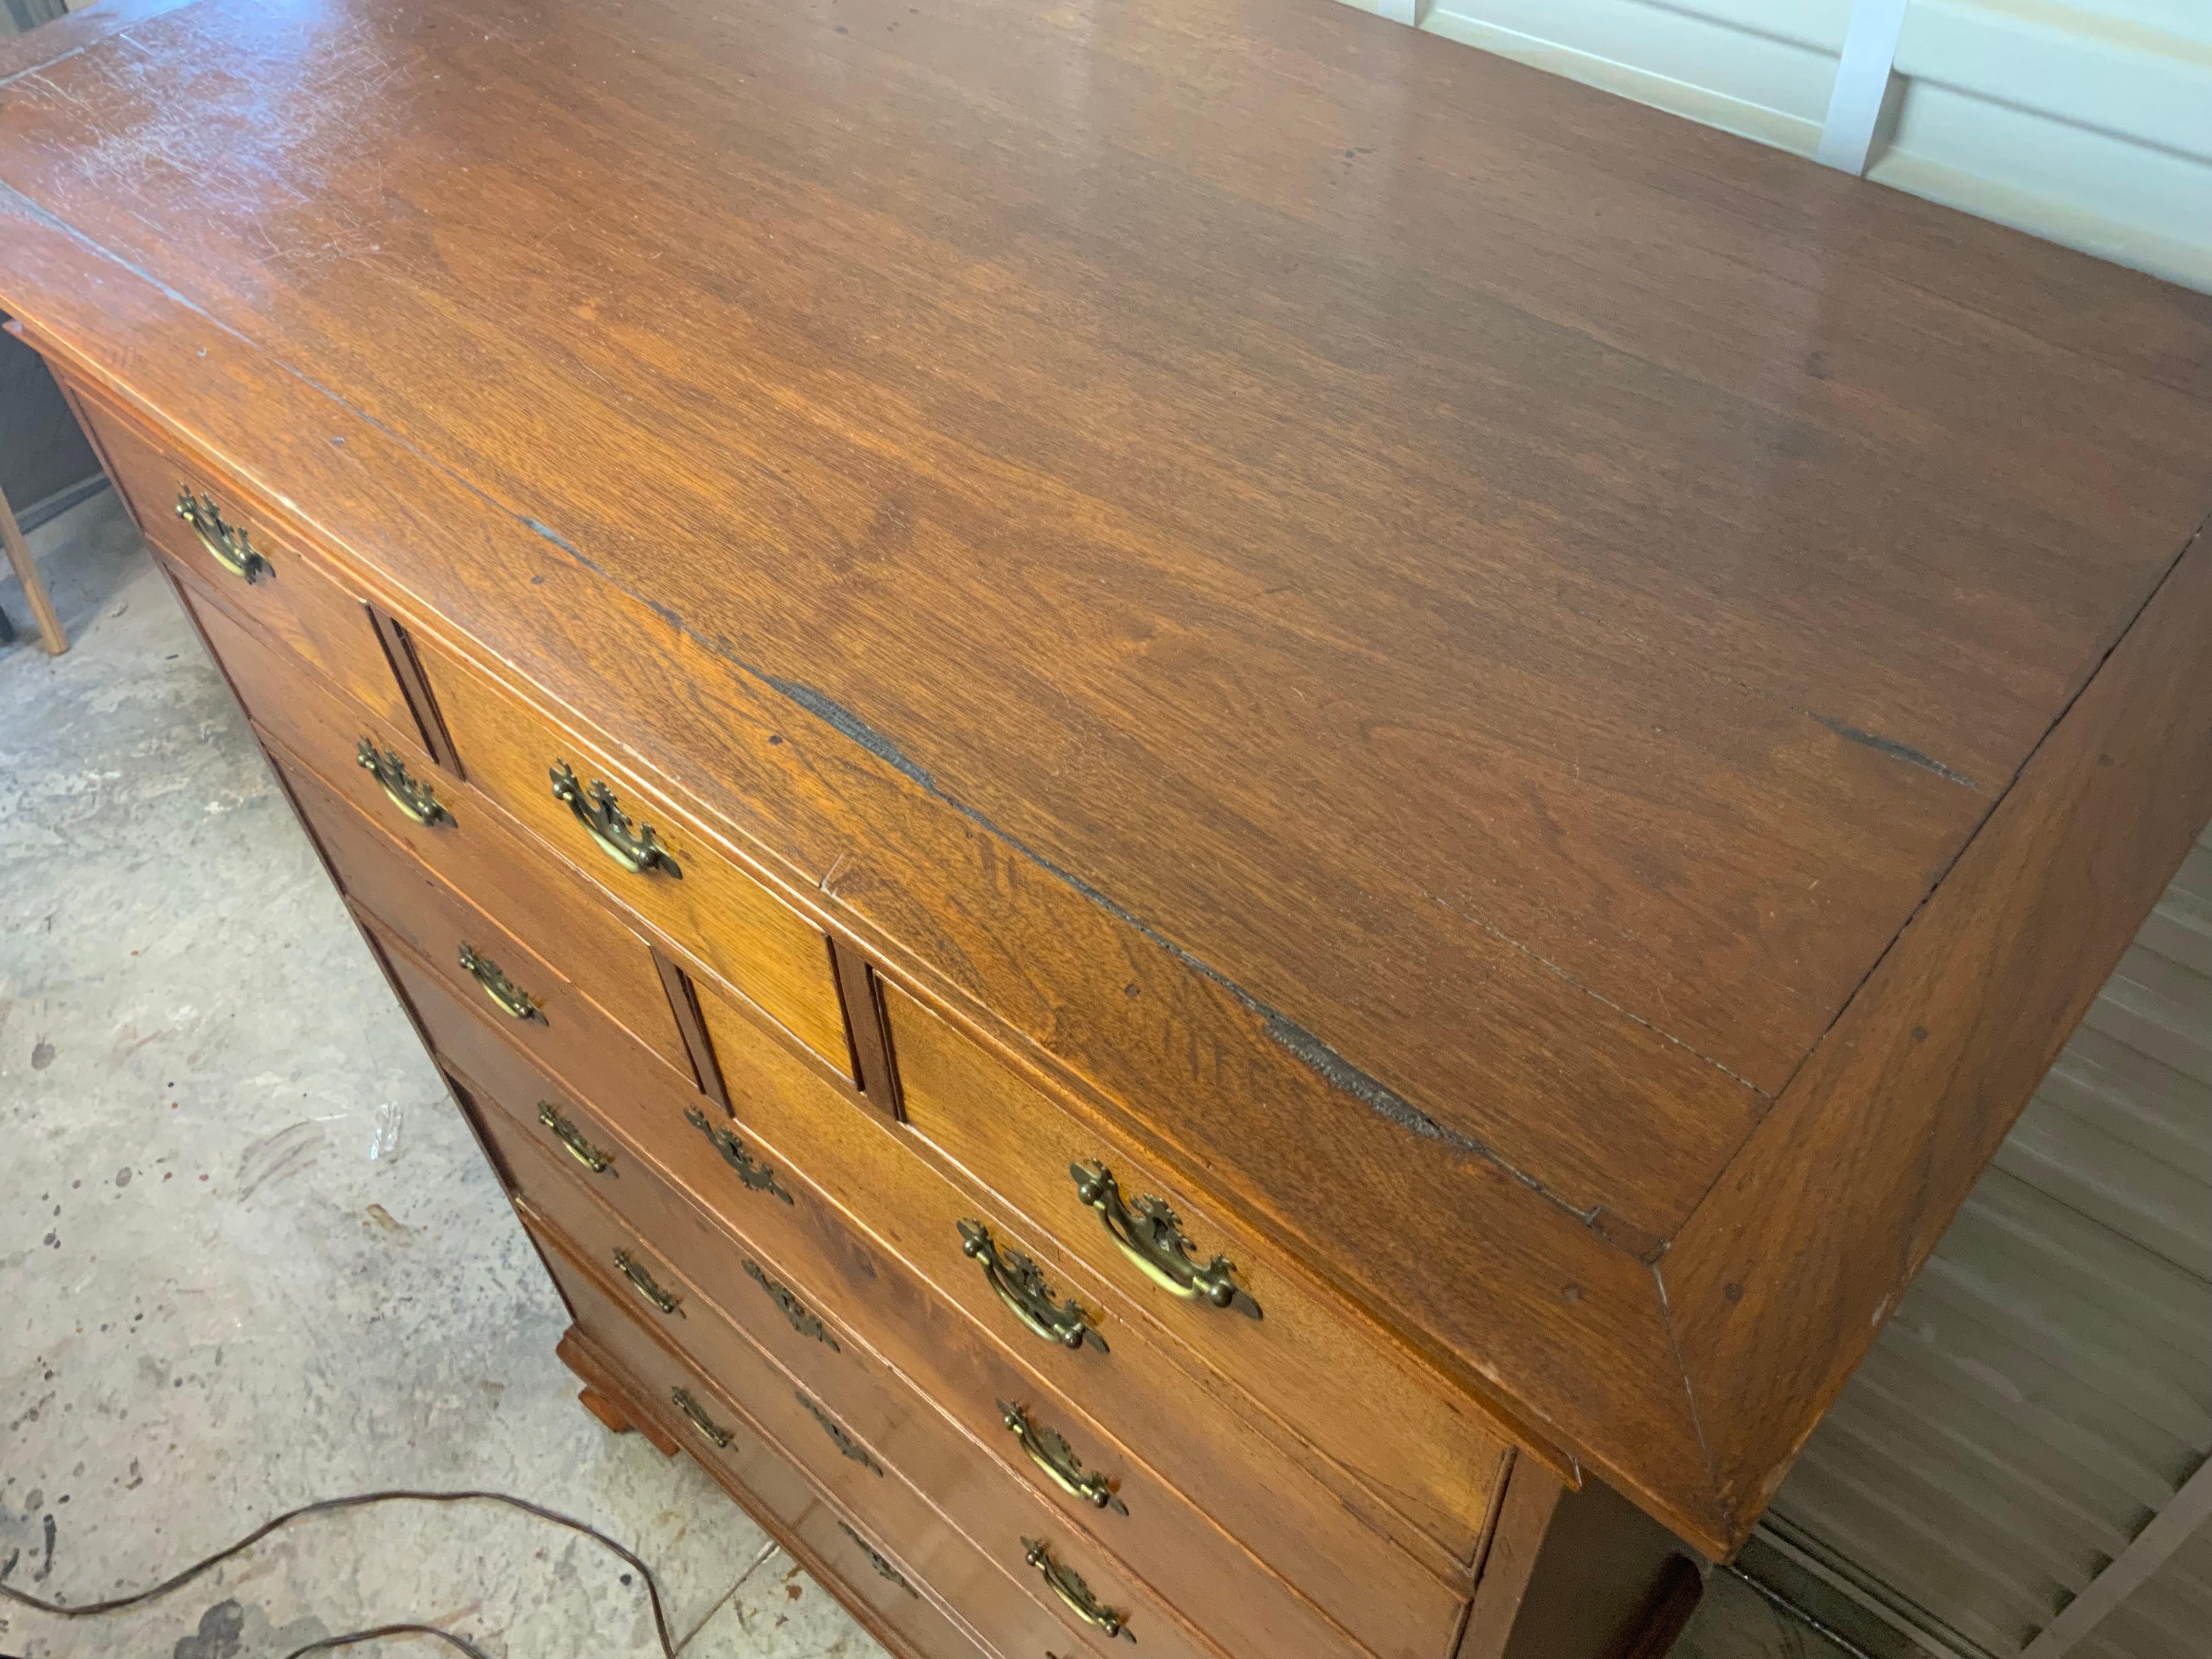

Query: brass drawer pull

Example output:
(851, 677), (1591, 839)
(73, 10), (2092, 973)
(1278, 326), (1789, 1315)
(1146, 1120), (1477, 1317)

(957, 1220), (1106, 1354)
(1069, 1163), (1260, 1320)
(797, 1391), (883, 1475)
(357, 738), (455, 829)
(743, 1258), (839, 1352)
(1000, 1402), (1125, 1515)
(549, 760), (681, 878)
(670, 1386), (731, 1448)
(174, 487), (273, 584)
(613, 1246), (683, 1317)
(458, 944), (545, 1024)
(838, 1523), (916, 1596)
(684, 1107), (792, 1204)
(538, 1101), (614, 1175)
(1022, 1539), (1131, 1641)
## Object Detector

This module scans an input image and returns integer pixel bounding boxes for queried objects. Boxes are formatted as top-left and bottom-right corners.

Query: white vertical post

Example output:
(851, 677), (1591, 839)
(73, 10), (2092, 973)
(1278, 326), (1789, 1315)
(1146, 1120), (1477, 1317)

(1377, 0), (1421, 26)
(1816, 0), (1909, 174)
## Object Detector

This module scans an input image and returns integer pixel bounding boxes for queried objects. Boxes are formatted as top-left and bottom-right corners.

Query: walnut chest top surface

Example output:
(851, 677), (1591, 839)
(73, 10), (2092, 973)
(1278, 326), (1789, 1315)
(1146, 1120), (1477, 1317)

(5, 0), (2210, 1557)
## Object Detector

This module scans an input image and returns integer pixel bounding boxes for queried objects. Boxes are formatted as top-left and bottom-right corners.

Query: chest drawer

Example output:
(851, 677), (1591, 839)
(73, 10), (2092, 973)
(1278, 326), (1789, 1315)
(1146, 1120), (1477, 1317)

(86, 397), (419, 738)
(179, 580), (696, 1080)
(396, 945), (1395, 1659)
(883, 983), (1513, 1560)
(532, 1217), (994, 1659)
(405, 633), (851, 1075)
(283, 755), (690, 1110)
(686, 982), (1471, 1656)
(513, 1181), (1207, 1659)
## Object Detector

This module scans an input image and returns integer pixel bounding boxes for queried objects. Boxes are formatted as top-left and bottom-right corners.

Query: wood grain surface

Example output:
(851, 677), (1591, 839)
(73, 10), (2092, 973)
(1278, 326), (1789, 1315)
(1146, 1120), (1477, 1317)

(391, 933), (1463, 1659)
(5, 0), (2211, 1556)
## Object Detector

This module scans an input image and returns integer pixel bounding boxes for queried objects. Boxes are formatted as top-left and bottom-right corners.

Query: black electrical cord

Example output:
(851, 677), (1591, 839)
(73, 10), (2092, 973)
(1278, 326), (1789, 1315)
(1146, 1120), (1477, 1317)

(0, 1489), (681, 1659)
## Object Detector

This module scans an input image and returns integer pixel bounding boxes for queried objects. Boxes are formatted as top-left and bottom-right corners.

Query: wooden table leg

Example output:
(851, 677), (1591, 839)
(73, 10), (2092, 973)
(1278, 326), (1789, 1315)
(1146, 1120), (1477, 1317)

(0, 478), (65, 654)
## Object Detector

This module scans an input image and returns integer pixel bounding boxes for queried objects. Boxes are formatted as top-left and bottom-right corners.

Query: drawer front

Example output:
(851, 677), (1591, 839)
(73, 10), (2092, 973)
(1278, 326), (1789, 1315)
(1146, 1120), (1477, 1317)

(514, 1184), (1197, 1659)
(688, 983), (1467, 1658)
(89, 397), (419, 737)
(408, 633), (850, 1074)
(884, 983), (1510, 1559)
(402, 952), (1385, 1659)
(284, 756), (688, 1110)
(181, 583), (695, 1079)
(527, 1215), (991, 1659)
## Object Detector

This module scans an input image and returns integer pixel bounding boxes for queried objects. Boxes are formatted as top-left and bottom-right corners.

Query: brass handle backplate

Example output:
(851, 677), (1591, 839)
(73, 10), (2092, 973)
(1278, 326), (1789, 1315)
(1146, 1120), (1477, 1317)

(670, 1386), (731, 1448)
(357, 738), (455, 829)
(538, 1101), (614, 1175)
(1023, 1538), (1132, 1641)
(1000, 1401), (1125, 1514)
(613, 1246), (683, 1317)
(175, 487), (273, 584)
(743, 1259), (839, 1352)
(1069, 1163), (1259, 1319)
(549, 760), (681, 878)
(958, 1220), (1106, 1353)
(797, 1391), (883, 1475)
(459, 944), (545, 1024)
(839, 1523), (916, 1596)
(684, 1107), (792, 1204)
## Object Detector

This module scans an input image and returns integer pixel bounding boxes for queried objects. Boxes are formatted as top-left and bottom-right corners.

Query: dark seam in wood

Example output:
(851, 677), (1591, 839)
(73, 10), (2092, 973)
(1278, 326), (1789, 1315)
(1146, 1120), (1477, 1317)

(1650, 1260), (1731, 1555)
(369, 603), (465, 777)
(651, 943), (726, 1110)
(1671, 501), (2212, 1239)
(828, 934), (900, 1116)
(0, 178), (1762, 1249)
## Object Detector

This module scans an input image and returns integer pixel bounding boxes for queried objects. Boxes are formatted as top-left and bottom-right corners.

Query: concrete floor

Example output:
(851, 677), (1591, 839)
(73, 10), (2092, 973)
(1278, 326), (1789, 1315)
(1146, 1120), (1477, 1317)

(0, 496), (1846, 1658)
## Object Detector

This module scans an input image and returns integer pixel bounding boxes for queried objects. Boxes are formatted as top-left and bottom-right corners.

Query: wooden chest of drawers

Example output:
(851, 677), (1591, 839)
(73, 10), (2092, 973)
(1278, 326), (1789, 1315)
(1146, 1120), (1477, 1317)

(7, 1), (2211, 1655)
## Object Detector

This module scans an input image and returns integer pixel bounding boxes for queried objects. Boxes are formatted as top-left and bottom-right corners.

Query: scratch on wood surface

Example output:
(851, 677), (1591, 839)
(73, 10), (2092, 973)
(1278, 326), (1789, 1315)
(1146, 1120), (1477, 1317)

(1810, 714), (1978, 790)
(0, 179), (1632, 1239)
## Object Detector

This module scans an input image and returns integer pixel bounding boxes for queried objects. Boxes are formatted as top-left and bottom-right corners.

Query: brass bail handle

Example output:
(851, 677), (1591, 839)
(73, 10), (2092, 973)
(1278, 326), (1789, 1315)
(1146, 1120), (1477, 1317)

(1069, 1162), (1260, 1320)
(548, 760), (681, 878)
(957, 1220), (1107, 1354)
(1000, 1401), (1126, 1515)
(357, 738), (455, 829)
(1022, 1539), (1132, 1641)
(613, 1246), (683, 1316)
(670, 1387), (731, 1448)
(537, 1101), (614, 1175)
(175, 487), (273, 584)
(458, 943), (544, 1024)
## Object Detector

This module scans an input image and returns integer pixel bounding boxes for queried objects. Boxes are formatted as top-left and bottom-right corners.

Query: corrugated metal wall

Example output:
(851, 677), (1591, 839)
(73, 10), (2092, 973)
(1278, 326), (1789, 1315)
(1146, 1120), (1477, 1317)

(2078, 1516), (2212, 1659)
(1754, 821), (2212, 1656)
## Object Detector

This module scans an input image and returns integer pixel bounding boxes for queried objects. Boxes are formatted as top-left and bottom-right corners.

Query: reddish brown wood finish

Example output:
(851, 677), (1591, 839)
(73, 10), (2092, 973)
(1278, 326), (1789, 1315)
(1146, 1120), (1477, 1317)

(548, 1312), (987, 1659)
(409, 629), (856, 1077)
(1456, 1465), (1699, 1659)
(172, 569), (698, 1075)
(532, 1203), (1184, 1659)
(887, 977), (1518, 1557)
(424, 963), (1444, 1659)
(80, 393), (420, 737)
(8, 0), (2212, 1568)
(376, 899), (1474, 1655)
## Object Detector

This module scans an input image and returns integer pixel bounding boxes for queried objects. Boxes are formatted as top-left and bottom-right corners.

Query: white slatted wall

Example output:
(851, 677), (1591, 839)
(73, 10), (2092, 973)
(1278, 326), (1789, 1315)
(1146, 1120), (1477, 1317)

(1338, 0), (2212, 291)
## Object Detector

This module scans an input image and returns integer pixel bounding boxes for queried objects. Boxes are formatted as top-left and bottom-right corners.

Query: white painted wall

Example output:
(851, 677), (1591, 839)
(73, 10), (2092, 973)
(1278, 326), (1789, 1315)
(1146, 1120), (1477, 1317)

(1338, 0), (2212, 291)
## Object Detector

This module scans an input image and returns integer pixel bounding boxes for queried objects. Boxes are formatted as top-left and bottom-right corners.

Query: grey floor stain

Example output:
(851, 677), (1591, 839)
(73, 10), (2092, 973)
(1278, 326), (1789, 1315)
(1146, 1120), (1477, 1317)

(170, 1601), (244, 1659)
